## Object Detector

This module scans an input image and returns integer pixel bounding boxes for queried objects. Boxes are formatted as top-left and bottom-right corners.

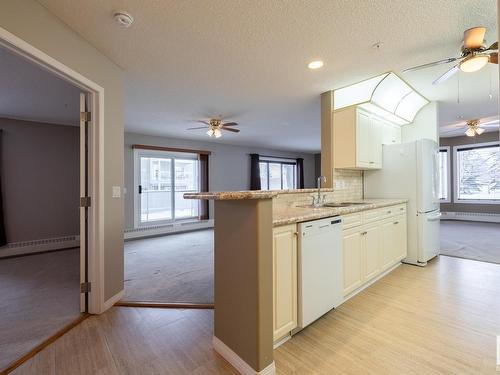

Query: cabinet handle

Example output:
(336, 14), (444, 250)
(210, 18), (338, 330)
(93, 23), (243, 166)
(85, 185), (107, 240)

(361, 231), (368, 235)
(387, 210), (392, 214)
(369, 161), (375, 164)
(400, 208), (404, 211)
(393, 221), (399, 225)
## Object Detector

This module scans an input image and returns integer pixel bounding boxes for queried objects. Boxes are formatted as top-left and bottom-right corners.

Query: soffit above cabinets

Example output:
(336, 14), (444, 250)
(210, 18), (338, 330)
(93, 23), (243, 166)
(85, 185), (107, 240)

(333, 72), (429, 125)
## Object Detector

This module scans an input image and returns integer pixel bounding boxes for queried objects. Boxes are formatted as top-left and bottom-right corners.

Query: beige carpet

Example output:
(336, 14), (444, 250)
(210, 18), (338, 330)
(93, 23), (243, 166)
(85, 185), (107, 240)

(123, 229), (214, 303)
(440, 220), (500, 264)
(0, 248), (81, 371)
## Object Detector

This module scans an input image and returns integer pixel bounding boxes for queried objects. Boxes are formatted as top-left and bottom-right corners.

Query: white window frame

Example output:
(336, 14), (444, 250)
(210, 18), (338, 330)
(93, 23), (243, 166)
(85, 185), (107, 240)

(258, 156), (298, 190)
(438, 146), (451, 203)
(453, 141), (500, 205)
(133, 149), (200, 227)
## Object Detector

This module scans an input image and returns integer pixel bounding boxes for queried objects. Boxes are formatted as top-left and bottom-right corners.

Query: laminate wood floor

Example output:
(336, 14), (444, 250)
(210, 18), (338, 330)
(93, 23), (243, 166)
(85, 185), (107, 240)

(11, 256), (500, 375)
(123, 230), (214, 304)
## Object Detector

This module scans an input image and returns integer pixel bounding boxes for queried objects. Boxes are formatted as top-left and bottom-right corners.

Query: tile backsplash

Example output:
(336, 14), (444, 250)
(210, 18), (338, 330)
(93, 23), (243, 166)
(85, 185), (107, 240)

(273, 169), (363, 210)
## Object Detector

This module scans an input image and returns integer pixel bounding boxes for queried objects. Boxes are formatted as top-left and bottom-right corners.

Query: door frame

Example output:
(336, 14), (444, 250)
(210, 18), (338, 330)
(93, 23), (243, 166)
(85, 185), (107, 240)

(0, 26), (105, 314)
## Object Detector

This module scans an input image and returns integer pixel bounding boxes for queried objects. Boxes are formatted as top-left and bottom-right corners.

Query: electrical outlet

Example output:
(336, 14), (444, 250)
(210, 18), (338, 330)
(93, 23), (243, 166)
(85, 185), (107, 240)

(112, 186), (121, 198)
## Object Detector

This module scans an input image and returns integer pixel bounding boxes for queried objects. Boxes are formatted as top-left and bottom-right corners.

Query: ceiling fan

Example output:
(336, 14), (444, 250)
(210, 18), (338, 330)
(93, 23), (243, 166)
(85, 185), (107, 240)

(403, 26), (498, 84)
(187, 118), (240, 138)
(440, 116), (499, 137)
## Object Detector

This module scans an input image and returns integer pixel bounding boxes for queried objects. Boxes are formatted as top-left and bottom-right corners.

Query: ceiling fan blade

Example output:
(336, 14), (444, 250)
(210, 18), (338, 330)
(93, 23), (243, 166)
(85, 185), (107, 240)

(221, 122), (238, 127)
(402, 57), (460, 73)
(463, 26), (486, 49)
(187, 126), (208, 130)
(489, 52), (498, 64)
(433, 65), (459, 85)
(222, 127), (240, 133)
(196, 120), (211, 126)
(486, 41), (498, 51)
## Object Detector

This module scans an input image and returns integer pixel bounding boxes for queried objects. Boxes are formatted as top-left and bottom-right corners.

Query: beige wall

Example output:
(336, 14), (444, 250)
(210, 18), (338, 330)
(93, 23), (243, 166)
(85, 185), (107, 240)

(440, 131), (499, 214)
(0, 0), (124, 299)
(0, 118), (79, 243)
(401, 101), (439, 143)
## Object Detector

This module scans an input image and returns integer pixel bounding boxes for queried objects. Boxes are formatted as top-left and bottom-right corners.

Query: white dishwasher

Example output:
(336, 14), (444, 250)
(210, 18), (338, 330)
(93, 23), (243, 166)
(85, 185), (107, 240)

(297, 216), (343, 329)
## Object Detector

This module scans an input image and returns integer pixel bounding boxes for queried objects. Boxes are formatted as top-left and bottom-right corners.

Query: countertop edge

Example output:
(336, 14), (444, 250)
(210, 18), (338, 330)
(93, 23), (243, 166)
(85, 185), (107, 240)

(184, 188), (335, 201)
(273, 199), (408, 226)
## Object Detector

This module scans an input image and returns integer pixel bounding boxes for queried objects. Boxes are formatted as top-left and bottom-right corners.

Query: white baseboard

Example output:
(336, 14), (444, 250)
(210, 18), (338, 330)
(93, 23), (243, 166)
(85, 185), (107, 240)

(212, 336), (276, 375)
(441, 211), (500, 223)
(0, 235), (79, 258)
(103, 290), (124, 312)
(124, 219), (214, 240)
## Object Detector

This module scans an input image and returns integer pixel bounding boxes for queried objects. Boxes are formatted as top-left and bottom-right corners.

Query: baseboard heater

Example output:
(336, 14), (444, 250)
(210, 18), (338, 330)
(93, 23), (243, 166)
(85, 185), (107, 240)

(440, 211), (500, 223)
(124, 219), (214, 240)
(0, 235), (80, 258)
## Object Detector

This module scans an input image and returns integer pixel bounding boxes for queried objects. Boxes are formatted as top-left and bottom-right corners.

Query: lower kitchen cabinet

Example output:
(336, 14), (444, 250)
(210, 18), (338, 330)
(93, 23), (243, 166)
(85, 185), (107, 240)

(272, 224), (298, 342)
(342, 205), (407, 298)
(342, 228), (363, 295)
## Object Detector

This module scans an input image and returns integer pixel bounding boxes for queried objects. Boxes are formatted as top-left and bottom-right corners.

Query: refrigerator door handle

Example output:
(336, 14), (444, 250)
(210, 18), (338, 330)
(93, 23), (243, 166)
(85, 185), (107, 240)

(427, 212), (442, 222)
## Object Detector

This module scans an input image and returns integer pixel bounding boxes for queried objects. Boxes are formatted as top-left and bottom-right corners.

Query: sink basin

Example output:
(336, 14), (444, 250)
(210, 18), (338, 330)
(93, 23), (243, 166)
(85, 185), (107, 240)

(296, 202), (367, 209)
(323, 203), (354, 207)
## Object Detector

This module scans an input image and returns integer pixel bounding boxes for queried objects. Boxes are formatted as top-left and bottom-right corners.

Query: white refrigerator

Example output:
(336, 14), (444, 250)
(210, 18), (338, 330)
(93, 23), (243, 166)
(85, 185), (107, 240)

(364, 139), (441, 266)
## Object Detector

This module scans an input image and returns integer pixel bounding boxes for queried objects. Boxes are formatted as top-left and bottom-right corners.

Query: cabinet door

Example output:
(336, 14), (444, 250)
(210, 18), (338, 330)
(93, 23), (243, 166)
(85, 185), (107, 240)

(369, 116), (383, 168)
(381, 220), (395, 270)
(342, 229), (363, 296)
(362, 224), (382, 281)
(393, 215), (407, 261)
(272, 224), (298, 341)
(356, 110), (372, 167)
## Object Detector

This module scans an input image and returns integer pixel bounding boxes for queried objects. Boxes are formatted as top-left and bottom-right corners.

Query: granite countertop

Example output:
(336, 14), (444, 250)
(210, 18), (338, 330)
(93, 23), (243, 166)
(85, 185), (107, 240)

(273, 199), (407, 226)
(184, 188), (335, 201)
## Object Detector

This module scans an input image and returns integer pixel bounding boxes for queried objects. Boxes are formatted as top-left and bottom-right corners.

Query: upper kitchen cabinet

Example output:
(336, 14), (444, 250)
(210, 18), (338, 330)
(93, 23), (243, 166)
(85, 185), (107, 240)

(333, 106), (389, 169)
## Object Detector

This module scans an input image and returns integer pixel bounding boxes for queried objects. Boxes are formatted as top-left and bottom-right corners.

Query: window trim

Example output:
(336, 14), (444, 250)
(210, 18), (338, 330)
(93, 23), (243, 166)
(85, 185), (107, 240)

(438, 146), (451, 203)
(453, 141), (500, 205)
(133, 148), (201, 227)
(258, 156), (298, 190)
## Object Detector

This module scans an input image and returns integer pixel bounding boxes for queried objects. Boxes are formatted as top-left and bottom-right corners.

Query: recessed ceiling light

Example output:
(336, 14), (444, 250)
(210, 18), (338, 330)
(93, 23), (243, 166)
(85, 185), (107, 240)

(113, 11), (134, 28)
(308, 60), (324, 70)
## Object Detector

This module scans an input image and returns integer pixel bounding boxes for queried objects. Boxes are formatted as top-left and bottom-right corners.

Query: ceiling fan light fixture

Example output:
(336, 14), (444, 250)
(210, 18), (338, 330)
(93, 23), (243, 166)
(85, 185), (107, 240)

(475, 127), (485, 135)
(206, 128), (214, 137)
(465, 127), (476, 137)
(459, 54), (489, 73)
(213, 128), (222, 138)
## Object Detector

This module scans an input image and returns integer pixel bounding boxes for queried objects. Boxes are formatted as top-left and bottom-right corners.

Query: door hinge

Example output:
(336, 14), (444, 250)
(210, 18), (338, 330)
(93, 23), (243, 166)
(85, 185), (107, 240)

(80, 282), (91, 293)
(80, 196), (91, 207)
(80, 111), (91, 122)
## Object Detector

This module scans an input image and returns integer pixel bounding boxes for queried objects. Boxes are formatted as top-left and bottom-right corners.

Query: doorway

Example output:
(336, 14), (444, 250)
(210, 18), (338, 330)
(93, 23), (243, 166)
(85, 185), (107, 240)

(0, 44), (91, 370)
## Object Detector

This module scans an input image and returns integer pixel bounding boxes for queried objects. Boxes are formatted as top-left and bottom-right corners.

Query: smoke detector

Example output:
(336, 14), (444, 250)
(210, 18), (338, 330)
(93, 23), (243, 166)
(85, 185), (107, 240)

(113, 11), (134, 28)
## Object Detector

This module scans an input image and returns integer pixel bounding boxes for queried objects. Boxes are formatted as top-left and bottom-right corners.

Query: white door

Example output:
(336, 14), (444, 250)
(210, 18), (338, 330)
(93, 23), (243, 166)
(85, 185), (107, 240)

(79, 93), (90, 312)
(416, 139), (440, 213)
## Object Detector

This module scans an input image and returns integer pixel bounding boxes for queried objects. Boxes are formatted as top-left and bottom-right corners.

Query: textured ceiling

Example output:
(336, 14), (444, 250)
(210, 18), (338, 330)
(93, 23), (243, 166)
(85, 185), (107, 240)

(0, 45), (80, 126)
(23, 1), (500, 151)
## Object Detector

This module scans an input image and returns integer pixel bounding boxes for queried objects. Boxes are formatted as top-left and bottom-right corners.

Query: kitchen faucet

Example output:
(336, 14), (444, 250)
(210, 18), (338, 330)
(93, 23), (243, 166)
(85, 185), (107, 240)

(312, 176), (327, 207)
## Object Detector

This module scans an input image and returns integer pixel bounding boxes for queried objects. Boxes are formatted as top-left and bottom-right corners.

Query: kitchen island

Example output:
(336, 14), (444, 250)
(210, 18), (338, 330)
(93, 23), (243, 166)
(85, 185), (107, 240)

(184, 189), (407, 375)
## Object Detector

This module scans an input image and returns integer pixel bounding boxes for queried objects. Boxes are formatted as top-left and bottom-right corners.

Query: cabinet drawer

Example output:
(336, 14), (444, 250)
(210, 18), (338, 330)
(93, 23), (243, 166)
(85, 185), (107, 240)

(363, 208), (384, 223)
(342, 212), (363, 230)
(380, 204), (406, 219)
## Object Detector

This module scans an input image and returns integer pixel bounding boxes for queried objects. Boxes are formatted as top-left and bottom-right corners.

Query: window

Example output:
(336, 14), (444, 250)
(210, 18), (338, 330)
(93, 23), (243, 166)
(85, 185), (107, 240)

(454, 142), (500, 203)
(438, 147), (450, 202)
(135, 150), (201, 225)
(259, 157), (297, 190)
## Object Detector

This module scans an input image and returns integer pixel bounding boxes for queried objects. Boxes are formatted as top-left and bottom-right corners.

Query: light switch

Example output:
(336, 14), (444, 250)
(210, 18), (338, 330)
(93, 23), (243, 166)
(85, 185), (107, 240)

(112, 186), (121, 198)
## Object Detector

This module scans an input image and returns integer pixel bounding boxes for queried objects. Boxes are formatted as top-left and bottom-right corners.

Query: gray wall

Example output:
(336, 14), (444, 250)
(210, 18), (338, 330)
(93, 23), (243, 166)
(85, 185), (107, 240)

(440, 131), (499, 214)
(0, 118), (79, 242)
(124, 133), (316, 228)
(1, 0), (124, 300)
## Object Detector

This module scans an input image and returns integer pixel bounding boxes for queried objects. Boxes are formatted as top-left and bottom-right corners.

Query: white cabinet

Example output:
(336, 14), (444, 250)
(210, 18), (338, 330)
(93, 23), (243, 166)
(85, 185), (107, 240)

(342, 228), (363, 295)
(272, 224), (298, 342)
(341, 204), (407, 298)
(334, 106), (399, 170)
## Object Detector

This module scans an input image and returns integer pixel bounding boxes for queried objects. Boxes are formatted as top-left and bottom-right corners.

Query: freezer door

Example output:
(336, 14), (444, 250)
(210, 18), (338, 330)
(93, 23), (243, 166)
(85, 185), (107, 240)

(417, 210), (441, 263)
(416, 139), (440, 213)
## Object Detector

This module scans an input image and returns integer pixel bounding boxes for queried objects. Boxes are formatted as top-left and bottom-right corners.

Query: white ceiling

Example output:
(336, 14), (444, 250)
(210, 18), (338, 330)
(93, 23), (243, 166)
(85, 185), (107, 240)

(7, 0), (498, 151)
(0, 45), (80, 126)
